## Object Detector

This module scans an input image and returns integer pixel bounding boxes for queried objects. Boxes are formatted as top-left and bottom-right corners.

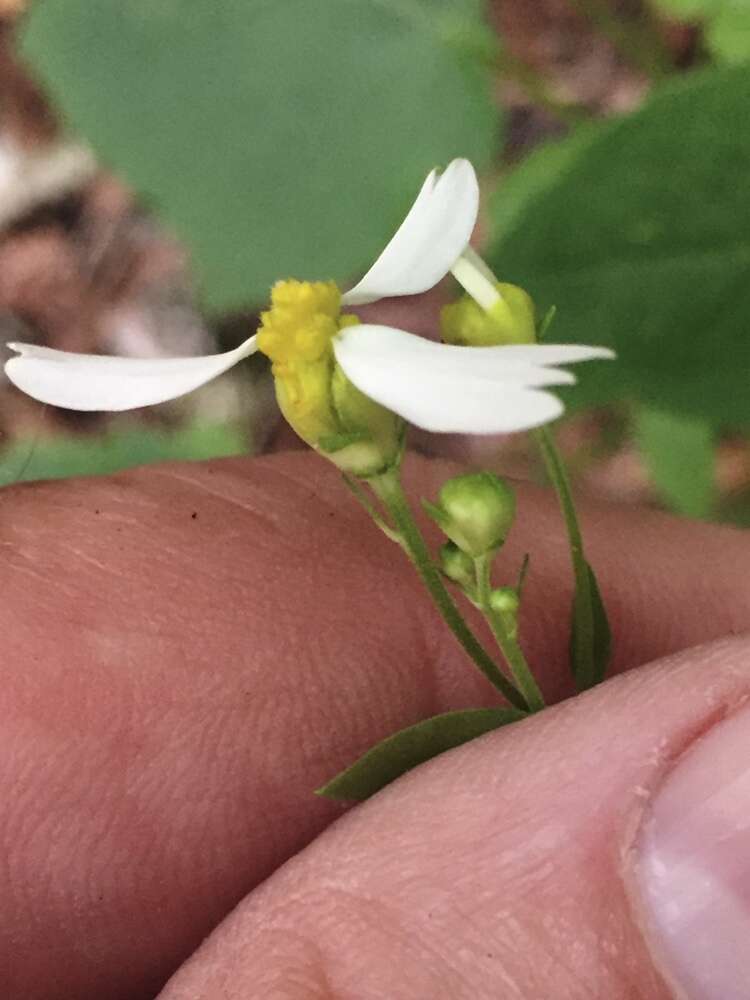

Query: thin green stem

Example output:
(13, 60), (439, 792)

(534, 426), (596, 688)
(342, 474), (402, 545)
(370, 468), (528, 711)
(474, 554), (545, 713)
(570, 0), (672, 80)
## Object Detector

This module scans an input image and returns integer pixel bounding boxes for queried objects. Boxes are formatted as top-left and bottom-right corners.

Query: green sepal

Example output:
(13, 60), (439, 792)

(316, 707), (526, 802)
(570, 560), (611, 691)
(317, 430), (368, 453)
(421, 498), (451, 531)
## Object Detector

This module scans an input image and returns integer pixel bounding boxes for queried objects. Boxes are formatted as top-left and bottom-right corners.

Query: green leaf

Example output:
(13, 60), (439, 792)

(487, 65), (750, 427)
(0, 421), (247, 486)
(317, 706), (524, 801)
(655, 0), (750, 64)
(635, 406), (716, 517)
(653, 0), (721, 16)
(22, 0), (499, 311)
(707, 7), (750, 64)
(570, 560), (611, 691)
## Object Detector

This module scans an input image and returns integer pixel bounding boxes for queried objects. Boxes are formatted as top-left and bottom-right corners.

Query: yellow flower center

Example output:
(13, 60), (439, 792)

(254, 279), (357, 440)
(257, 279), (343, 369)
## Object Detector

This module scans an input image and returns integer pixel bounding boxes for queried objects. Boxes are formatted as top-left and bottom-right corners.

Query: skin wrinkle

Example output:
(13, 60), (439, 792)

(149, 466), (287, 533)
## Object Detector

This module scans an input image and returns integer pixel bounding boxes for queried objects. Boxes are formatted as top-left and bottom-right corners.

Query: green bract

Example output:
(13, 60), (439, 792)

(439, 541), (476, 590)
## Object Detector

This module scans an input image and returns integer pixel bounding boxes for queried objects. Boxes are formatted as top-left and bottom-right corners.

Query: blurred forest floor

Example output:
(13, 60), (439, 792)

(0, 0), (748, 519)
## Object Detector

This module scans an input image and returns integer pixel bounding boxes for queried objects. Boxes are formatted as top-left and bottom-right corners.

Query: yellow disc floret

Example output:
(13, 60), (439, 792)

(257, 279), (341, 370)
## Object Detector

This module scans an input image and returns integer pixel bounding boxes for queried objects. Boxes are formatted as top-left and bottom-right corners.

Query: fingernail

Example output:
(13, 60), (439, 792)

(634, 704), (750, 999)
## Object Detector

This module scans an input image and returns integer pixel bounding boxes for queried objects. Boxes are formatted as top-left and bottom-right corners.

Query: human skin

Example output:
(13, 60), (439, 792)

(2, 451), (749, 998)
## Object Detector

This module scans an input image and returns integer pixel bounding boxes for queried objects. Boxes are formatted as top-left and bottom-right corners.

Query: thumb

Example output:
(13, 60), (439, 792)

(159, 633), (750, 1000)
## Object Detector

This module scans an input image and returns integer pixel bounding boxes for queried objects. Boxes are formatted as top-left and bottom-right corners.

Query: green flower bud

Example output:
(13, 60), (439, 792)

(423, 472), (516, 557)
(438, 541), (475, 591)
(441, 282), (536, 347)
(489, 586), (520, 640)
(489, 586), (520, 615)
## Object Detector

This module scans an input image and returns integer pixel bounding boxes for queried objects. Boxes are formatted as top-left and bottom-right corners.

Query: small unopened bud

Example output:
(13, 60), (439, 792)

(438, 541), (475, 591)
(489, 586), (520, 640)
(489, 587), (520, 616)
(423, 472), (516, 557)
(441, 282), (536, 347)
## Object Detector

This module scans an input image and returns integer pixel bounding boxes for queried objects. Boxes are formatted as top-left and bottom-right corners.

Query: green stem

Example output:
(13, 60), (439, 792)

(570, 0), (672, 80)
(474, 554), (545, 713)
(342, 474), (402, 544)
(534, 426), (596, 688)
(370, 468), (528, 711)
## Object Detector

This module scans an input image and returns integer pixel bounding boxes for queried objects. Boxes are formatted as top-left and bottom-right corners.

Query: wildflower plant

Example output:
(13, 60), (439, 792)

(5, 161), (615, 800)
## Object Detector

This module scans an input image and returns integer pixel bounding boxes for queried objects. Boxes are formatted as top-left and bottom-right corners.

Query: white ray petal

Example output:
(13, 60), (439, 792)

(341, 159), (479, 307)
(334, 324), (610, 382)
(333, 325), (611, 434)
(483, 343), (616, 364)
(4, 336), (258, 412)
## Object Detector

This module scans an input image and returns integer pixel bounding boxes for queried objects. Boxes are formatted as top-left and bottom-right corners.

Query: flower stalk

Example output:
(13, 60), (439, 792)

(369, 467), (528, 711)
(474, 552), (545, 713)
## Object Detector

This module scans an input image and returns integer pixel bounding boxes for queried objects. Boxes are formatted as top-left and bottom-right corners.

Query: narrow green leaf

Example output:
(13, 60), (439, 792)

(570, 560), (611, 691)
(22, 0), (500, 310)
(317, 707), (525, 801)
(634, 406), (716, 518)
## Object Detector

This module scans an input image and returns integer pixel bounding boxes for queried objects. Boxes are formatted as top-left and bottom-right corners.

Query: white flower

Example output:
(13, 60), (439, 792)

(4, 159), (613, 434)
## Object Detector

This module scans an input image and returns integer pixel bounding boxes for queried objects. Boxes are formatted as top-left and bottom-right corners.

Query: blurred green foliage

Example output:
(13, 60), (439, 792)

(0, 422), (247, 486)
(21, 0), (499, 310)
(489, 65), (750, 429)
(656, 0), (750, 63)
(634, 407), (716, 518)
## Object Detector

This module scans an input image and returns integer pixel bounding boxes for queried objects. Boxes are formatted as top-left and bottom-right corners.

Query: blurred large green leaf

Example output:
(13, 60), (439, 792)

(22, 0), (499, 310)
(488, 65), (750, 427)
(707, 6), (750, 64)
(634, 407), (716, 517)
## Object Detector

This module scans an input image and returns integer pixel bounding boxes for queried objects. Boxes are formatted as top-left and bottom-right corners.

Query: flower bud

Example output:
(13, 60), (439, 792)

(441, 282), (536, 347)
(489, 586), (520, 640)
(423, 472), (516, 557)
(438, 541), (475, 591)
(489, 586), (520, 615)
